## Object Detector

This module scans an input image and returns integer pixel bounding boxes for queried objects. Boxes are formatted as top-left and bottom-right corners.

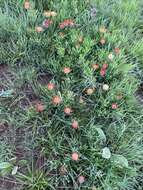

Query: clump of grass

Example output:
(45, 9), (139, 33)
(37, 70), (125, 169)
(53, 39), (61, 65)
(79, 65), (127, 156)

(0, 0), (143, 190)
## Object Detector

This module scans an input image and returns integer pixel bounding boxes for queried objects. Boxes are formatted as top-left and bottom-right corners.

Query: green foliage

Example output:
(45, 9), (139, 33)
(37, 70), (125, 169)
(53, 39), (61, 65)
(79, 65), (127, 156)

(0, 0), (143, 190)
(17, 168), (50, 190)
(0, 162), (13, 176)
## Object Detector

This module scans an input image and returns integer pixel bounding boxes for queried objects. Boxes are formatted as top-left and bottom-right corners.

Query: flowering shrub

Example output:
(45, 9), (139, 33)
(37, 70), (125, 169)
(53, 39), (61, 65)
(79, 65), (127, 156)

(24, 8), (137, 121)
(0, 0), (143, 190)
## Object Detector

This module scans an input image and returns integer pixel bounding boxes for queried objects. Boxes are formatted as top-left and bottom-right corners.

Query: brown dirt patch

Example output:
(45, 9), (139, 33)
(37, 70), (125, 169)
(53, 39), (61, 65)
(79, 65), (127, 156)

(0, 177), (21, 190)
(0, 64), (13, 80)
(0, 64), (8, 75)
(135, 83), (143, 104)
(17, 83), (39, 109)
(37, 72), (53, 85)
(18, 71), (53, 109)
(0, 124), (33, 190)
(0, 68), (54, 189)
(0, 123), (9, 133)
(0, 64), (14, 91)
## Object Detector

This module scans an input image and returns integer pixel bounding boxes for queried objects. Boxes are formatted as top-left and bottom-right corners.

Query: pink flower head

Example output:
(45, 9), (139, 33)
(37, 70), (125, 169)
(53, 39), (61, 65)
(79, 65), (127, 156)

(102, 63), (108, 70)
(114, 47), (120, 55)
(63, 67), (72, 74)
(43, 19), (53, 28)
(72, 120), (79, 129)
(35, 26), (44, 33)
(78, 176), (85, 184)
(59, 19), (75, 29)
(100, 68), (106, 77)
(35, 102), (45, 112)
(112, 103), (118, 109)
(24, 1), (30, 9)
(47, 83), (55, 90)
(72, 152), (79, 161)
(64, 107), (72, 115)
(52, 96), (62, 105)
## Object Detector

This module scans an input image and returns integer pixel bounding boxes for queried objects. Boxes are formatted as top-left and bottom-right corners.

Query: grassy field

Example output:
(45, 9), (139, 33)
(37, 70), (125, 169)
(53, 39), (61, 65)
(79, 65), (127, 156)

(0, 0), (143, 190)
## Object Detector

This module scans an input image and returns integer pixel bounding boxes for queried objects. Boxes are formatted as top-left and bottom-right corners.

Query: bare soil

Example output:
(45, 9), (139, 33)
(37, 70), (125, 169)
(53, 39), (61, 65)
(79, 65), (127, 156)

(0, 66), (51, 190)
(135, 83), (143, 104)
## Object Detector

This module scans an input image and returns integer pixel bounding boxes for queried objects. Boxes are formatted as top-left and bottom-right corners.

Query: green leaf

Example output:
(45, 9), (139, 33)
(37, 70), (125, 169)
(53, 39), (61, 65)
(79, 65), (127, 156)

(9, 157), (17, 164)
(102, 147), (111, 159)
(0, 162), (12, 176)
(57, 47), (65, 57)
(0, 168), (11, 176)
(12, 166), (18, 175)
(96, 128), (106, 142)
(18, 159), (28, 166)
(118, 64), (133, 73)
(0, 162), (12, 170)
(0, 89), (13, 97)
(112, 154), (129, 168)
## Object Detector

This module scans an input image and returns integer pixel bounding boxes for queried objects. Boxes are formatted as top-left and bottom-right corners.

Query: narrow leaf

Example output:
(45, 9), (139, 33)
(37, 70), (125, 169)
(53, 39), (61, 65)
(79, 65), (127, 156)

(96, 128), (106, 142)
(12, 166), (18, 175)
(0, 162), (12, 170)
(0, 89), (13, 97)
(118, 64), (133, 73)
(112, 154), (129, 168)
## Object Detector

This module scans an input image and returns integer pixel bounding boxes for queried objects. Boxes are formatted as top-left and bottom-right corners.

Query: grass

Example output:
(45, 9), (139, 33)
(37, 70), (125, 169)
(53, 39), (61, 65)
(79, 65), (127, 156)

(0, 0), (143, 190)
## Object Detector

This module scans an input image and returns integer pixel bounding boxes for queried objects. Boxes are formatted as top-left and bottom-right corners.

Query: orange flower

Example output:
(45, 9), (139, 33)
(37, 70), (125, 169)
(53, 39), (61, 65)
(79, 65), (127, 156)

(72, 120), (79, 129)
(114, 47), (120, 55)
(63, 67), (72, 74)
(35, 26), (44, 33)
(43, 11), (57, 17)
(43, 19), (53, 28)
(86, 88), (95, 95)
(72, 152), (79, 161)
(47, 83), (55, 90)
(35, 102), (45, 112)
(92, 64), (99, 70)
(64, 107), (72, 115)
(100, 38), (106, 45)
(78, 176), (85, 184)
(52, 95), (62, 105)
(59, 19), (75, 29)
(24, 1), (30, 9)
